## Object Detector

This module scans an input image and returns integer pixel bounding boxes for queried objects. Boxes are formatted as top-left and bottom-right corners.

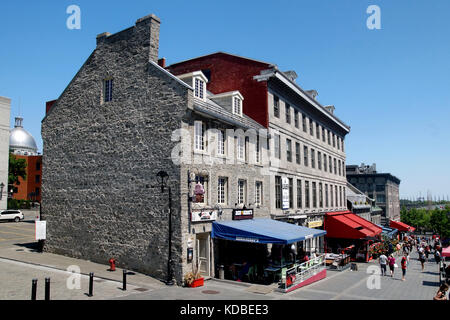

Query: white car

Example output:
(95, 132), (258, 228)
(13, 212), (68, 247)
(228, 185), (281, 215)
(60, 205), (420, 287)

(0, 210), (24, 222)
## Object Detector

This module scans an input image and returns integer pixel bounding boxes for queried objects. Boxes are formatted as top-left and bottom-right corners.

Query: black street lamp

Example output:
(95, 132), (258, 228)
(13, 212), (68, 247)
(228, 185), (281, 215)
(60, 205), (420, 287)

(156, 170), (174, 286)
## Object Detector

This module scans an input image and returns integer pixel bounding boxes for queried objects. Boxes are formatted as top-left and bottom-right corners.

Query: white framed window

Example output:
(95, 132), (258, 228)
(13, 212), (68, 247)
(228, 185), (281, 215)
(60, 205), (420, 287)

(218, 177), (228, 205)
(255, 181), (263, 206)
(274, 134), (281, 159)
(237, 134), (245, 161)
(217, 129), (226, 156)
(255, 135), (261, 163)
(238, 179), (247, 205)
(233, 97), (242, 116)
(194, 121), (205, 151)
(194, 78), (205, 99)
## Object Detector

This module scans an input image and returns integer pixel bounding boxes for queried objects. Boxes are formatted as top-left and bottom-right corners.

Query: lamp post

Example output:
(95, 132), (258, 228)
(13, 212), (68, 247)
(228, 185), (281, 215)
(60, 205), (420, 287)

(156, 170), (174, 286)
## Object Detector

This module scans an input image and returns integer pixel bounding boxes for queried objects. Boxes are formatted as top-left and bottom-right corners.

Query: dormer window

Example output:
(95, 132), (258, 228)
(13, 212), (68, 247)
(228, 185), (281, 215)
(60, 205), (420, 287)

(210, 91), (244, 116)
(233, 96), (242, 116)
(194, 78), (205, 99)
(177, 71), (208, 101)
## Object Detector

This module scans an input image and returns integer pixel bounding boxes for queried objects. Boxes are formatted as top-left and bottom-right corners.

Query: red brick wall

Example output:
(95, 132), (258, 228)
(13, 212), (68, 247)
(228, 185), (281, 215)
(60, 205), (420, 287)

(167, 53), (270, 128)
(12, 155), (42, 202)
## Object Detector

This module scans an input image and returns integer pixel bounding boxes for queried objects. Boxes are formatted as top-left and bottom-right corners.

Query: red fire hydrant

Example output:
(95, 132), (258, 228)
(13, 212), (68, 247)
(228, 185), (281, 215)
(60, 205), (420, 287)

(109, 258), (116, 272)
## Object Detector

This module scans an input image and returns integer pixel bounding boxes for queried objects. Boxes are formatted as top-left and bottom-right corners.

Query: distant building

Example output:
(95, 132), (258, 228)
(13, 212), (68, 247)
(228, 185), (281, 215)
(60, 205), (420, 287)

(0, 97), (11, 210)
(346, 182), (382, 225)
(9, 117), (42, 202)
(346, 163), (400, 225)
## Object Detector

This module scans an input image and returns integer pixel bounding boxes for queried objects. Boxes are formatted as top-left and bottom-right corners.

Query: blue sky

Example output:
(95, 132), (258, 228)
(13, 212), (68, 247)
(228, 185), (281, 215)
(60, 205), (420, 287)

(1, 0), (449, 199)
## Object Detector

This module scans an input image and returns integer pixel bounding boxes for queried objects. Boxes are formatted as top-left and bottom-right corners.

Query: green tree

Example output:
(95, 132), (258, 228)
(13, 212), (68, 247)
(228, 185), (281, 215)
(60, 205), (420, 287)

(8, 153), (27, 192)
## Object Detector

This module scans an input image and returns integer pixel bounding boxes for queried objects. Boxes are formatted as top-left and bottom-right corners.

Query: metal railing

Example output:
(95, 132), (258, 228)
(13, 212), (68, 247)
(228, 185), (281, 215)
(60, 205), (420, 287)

(281, 254), (326, 292)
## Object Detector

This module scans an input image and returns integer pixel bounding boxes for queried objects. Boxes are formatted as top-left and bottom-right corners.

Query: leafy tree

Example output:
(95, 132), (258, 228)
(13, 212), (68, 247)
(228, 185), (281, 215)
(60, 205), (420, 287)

(8, 153), (27, 191)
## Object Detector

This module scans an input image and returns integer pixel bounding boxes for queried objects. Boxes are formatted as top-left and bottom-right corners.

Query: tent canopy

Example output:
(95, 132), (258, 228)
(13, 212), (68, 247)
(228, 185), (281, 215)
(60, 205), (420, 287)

(442, 247), (450, 258)
(377, 224), (399, 238)
(324, 211), (382, 239)
(389, 220), (416, 232)
(212, 218), (326, 245)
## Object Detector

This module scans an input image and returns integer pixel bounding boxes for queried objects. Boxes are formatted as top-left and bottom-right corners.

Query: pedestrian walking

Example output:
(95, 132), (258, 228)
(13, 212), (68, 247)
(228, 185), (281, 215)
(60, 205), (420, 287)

(379, 252), (388, 276)
(401, 253), (408, 281)
(419, 249), (426, 271)
(425, 245), (430, 261)
(388, 254), (396, 277)
(435, 250), (441, 265)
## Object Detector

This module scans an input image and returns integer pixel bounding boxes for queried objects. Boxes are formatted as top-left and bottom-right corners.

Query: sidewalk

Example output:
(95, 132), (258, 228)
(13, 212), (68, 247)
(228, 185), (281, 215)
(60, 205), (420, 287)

(0, 245), (165, 291)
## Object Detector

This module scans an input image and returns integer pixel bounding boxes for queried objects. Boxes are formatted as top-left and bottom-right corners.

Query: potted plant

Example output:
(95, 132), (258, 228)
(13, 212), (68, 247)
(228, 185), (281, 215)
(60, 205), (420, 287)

(184, 262), (204, 288)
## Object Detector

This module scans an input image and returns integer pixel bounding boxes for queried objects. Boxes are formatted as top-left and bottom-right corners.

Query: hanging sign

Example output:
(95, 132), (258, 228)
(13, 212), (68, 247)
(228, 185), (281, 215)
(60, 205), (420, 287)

(282, 177), (290, 210)
(191, 210), (217, 222)
(194, 183), (205, 203)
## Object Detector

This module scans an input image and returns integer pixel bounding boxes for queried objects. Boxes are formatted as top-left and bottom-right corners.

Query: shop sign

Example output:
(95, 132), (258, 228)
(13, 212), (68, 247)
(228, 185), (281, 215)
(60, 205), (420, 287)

(282, 177), (289, 210)
(232, 209), (254, 220)
(308, 220), (323, 228)
(236, 237), (259, 243)
(191, 210), (217, 222)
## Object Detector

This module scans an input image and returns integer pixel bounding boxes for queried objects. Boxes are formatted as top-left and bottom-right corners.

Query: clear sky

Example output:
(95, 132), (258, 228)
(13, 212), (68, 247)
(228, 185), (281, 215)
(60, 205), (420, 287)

(1, 0), (449, 199)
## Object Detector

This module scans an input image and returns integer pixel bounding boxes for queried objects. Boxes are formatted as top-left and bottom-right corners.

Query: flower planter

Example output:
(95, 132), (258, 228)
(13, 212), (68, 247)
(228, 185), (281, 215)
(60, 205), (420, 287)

(188, 277), (204, 288)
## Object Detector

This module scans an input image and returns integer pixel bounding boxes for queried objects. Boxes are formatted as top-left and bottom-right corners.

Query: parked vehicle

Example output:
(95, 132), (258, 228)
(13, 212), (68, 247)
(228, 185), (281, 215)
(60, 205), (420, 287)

(0, 210), (24, 222)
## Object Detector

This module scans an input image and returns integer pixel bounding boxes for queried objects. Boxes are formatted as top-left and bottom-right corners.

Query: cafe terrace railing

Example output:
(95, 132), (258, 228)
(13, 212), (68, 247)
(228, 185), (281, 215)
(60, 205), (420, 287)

(279, 254), (326, 293)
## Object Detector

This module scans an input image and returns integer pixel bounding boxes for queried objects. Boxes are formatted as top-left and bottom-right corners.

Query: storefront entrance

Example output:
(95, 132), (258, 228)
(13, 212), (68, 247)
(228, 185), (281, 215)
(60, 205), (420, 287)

(196, 233), (211, 277)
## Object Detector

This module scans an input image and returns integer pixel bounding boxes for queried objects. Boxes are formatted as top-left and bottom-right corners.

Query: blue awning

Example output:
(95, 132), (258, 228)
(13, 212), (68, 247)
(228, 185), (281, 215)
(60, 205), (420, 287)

(377, 224), (398, 238)
(212, 218), (326, 244)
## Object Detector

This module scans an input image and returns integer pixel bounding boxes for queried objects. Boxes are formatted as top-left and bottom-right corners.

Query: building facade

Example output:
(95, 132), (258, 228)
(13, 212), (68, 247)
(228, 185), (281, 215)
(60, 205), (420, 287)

(9, 117), (42, 202)
(346, 163), (400, 225)
(167, 53), (351, 238)
(0, 97), (11, 210)
(42, 14), (274, 283)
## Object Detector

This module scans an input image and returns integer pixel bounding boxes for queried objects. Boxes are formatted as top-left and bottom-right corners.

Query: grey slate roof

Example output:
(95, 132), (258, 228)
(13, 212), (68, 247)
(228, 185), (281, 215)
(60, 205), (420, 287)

(192, 96), (265, 131)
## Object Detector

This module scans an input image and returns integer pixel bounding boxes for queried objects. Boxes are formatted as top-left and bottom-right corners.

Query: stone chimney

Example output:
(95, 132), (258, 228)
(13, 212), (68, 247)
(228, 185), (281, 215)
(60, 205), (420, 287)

(95, 14), (161, 64)
(135, 14), (161, 63)
(324, 105), (335, 114)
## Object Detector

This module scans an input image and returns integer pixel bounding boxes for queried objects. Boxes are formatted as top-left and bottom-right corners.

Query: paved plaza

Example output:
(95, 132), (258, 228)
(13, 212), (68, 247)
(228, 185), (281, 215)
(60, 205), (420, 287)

(0, 213), (443, 300)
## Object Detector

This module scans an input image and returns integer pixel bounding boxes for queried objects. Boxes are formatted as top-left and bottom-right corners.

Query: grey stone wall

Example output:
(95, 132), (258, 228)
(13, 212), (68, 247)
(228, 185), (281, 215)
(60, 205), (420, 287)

(41, 15), (191, 284)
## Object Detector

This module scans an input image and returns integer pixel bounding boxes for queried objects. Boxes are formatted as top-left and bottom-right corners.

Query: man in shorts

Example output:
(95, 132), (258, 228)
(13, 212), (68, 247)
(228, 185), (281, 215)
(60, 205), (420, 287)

(379, 252), (388, 276)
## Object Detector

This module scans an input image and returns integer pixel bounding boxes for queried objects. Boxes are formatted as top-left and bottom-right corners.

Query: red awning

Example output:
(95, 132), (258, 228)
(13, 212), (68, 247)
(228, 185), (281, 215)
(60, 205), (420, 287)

(389, 220), (416, 232)
(324, 211), (383, 239)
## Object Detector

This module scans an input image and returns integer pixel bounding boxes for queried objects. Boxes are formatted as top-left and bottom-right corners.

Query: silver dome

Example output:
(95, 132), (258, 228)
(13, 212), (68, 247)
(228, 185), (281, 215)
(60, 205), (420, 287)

(9, 117), (38, 155)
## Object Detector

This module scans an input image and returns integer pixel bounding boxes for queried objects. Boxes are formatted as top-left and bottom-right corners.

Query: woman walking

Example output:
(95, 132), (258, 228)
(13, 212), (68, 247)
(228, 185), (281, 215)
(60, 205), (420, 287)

(388, 254), (396, 278)
(419, 247), (426, 271)
(401, 253), (408, 281)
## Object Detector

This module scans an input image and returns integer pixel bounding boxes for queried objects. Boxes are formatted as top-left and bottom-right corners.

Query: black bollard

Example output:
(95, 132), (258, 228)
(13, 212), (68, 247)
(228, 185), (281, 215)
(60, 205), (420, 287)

(122, 270), (127, 291)
(45, 277), (50, 300)
(31, 279), (37, 300)
(88, 272), (94, 297)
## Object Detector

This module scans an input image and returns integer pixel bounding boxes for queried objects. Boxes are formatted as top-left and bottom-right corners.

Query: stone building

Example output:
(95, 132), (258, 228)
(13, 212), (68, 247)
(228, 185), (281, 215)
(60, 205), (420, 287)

(42, 14), (272, 283)
(167, 52), (351, 252)
(0, 97), (11, 210)
(346, 163), (400, 226)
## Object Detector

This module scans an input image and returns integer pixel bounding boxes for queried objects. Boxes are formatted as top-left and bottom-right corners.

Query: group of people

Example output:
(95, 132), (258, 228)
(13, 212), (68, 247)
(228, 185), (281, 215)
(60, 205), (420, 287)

(378, 251), (408, 281)
(378, 234), (448, 300)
